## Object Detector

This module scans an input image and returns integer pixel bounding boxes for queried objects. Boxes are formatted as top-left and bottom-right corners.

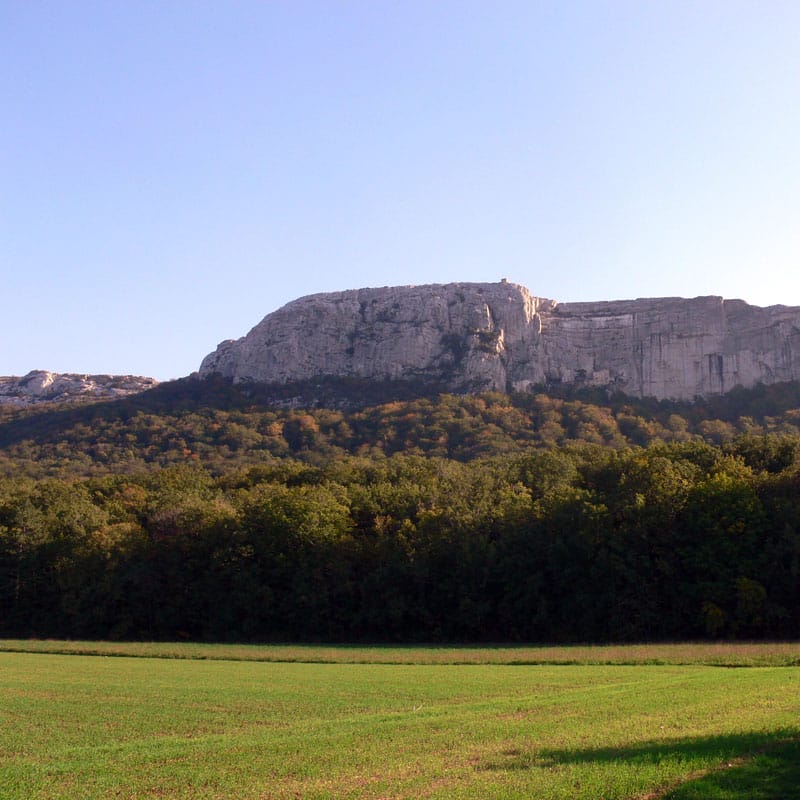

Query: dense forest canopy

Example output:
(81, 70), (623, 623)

(1, 377), (799, 642)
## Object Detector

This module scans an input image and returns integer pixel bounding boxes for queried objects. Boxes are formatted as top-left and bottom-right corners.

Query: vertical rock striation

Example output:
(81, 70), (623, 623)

(200, 282), (800, 400)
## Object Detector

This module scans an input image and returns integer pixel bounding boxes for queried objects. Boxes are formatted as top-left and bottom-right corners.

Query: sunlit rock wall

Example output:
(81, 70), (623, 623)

(200, 283), (800, 400)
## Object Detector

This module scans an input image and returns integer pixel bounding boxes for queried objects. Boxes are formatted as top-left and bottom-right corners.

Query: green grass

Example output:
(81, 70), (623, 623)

(663, 738), (800, 799)
(1, 646), (799, 798)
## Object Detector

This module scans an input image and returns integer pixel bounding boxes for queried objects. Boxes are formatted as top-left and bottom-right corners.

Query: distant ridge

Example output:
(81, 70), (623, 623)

(0, 370), (158, 406)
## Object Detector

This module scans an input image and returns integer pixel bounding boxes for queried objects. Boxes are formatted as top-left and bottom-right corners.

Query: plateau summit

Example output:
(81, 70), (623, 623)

(200, 282), (800, 401)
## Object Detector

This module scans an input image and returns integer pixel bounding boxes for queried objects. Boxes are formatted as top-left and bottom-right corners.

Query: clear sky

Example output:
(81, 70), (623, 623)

(3, 1), (800, 381)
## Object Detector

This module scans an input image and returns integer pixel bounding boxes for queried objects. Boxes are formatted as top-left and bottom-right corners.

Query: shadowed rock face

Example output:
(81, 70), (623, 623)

(199, 282), (800, 400)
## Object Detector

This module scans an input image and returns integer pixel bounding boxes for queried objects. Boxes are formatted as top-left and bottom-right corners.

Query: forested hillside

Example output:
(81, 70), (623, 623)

(1, 378), (799, 642)
(2, 376), (800, 477)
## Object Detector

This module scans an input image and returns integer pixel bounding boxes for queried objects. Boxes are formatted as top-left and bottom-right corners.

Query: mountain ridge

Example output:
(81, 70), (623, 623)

(200, 281), (800, 401)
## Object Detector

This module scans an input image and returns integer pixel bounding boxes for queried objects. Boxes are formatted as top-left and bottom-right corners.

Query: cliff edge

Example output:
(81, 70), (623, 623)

(200, 282), (800, 401)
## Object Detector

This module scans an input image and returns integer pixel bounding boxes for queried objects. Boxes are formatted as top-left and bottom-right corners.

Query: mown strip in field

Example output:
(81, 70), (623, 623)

(1, 648), (798, 799)
(1, 638), (800, 666)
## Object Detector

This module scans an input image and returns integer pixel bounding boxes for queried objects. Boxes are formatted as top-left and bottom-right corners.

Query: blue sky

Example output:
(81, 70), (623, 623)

(3, 1), (800, 381)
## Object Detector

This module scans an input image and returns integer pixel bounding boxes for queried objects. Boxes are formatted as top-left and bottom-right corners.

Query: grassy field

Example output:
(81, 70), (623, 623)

(2, 638), (800, 665)
(1, 644), (799, 799)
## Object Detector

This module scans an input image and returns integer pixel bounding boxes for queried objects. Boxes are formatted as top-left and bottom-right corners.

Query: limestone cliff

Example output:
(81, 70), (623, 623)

(199, 282), (800, 400)
(0, 371), (158, 406)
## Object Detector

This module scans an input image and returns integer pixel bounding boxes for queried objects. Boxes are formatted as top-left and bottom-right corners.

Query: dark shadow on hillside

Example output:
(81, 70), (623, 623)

(512, 379), (800, 427)
(481, 729), (800, 799)
(0, 376), (219, 448)
(0, 374), (454, 448)
(2, 373), (800, 451)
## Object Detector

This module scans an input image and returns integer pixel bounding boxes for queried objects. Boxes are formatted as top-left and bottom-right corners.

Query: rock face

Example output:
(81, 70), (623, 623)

(200, 282), (800, 400)
(0, 371), (158, 406)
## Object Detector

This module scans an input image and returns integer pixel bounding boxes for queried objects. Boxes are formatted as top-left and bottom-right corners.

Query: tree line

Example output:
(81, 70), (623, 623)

(1, 437), (798, 642)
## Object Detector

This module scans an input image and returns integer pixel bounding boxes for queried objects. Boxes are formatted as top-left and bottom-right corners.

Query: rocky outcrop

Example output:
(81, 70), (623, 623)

(0, 371), (158, 407)
(200, 282), (800, 400)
